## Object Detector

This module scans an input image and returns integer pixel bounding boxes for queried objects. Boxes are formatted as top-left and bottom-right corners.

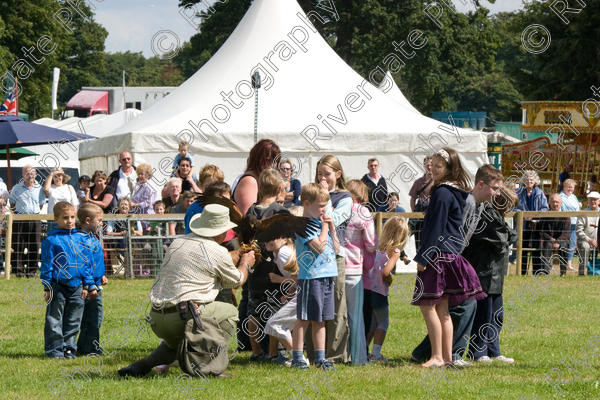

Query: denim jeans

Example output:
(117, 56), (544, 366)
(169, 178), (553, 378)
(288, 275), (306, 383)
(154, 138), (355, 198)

(567, 224), (577, 261)
(44, 283), (84, 357)
(77, 290), (103, 354)
(345, 275), (367, 365)
(411, 298), (477, 362)
(470, 294), (503, 358)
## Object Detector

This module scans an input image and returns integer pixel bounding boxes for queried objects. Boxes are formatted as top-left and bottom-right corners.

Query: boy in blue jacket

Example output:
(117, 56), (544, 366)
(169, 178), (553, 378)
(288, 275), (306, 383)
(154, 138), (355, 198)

(76, 203), (107, 355)
(41, 202), (97, 359)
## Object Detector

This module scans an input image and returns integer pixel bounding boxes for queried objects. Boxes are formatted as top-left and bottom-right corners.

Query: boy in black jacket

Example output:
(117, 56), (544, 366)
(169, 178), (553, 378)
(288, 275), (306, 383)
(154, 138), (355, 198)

(243, 169), (290, 362)
(463, 186), (518, 364)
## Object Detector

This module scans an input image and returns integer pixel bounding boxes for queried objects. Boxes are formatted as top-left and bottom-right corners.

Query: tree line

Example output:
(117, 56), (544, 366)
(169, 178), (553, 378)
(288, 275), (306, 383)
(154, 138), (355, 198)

(1, 0), (597, 121)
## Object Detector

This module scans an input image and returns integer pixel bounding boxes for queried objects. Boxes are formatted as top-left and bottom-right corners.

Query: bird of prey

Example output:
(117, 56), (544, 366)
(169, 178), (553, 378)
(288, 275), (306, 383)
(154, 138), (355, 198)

(237, 214), (320, 263)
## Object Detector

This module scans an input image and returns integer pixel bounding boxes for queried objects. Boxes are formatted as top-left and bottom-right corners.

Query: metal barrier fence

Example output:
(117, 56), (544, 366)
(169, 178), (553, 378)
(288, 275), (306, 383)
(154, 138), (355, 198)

(1, 211), (598, 279)
(1, 213), (186, 280)
(507, 211), (599, 276)
(373, 211), (599, 276)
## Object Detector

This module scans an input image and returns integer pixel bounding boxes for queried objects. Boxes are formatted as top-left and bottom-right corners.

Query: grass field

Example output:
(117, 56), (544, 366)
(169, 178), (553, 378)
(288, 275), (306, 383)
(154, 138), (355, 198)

(1, 275), (599, 400)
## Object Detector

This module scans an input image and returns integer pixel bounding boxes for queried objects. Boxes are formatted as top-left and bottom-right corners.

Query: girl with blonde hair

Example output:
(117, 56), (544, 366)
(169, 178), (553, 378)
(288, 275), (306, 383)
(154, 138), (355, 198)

(363, 216), (409, 362)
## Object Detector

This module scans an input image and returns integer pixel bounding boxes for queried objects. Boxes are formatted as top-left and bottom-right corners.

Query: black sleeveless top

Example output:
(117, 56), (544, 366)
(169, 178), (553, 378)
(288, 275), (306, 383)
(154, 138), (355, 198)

(232, 173), (256, 202)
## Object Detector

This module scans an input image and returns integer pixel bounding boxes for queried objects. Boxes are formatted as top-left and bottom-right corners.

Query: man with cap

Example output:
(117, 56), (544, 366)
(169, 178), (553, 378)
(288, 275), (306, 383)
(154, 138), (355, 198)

(576, 191), (600, 276)
(118, 204), (255, 378)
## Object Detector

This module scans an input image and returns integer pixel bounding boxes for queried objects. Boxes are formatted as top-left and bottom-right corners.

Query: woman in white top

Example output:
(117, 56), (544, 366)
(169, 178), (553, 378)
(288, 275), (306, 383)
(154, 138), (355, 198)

(43, 167), (79, 232)
(43, 167), (79, 214)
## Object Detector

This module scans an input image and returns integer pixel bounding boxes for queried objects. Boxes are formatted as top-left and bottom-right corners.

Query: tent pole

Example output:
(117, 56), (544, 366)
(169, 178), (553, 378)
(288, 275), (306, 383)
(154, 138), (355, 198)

(253, 85), (259, 144)
(6, 145), (11, 190)
(251, 71), (261, 144)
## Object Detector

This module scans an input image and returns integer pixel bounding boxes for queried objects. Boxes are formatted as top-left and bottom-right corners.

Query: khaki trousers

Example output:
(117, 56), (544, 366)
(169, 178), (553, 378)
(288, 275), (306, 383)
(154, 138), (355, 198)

(145, 301), (238, 367)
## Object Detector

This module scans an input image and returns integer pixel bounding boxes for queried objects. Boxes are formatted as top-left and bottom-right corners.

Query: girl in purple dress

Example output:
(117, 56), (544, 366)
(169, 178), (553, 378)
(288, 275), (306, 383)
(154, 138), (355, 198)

(412, 147), (486, 368)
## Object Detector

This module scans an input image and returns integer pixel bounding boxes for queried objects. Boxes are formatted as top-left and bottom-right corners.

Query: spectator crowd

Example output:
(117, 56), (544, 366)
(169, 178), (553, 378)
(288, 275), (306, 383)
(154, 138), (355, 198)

(0, 138), (598, 379)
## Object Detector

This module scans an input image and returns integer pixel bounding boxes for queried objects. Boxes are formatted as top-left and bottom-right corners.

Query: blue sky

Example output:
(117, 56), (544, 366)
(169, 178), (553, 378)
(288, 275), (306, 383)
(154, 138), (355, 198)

(95, 0), (526, 57)
(455, 0), (526, 13)
(95, 0), (200, 57)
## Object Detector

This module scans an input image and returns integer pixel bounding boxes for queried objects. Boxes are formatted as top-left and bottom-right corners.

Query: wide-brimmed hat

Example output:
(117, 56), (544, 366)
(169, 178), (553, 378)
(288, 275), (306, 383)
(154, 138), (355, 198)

(52, 167), (71, 183)
(587, 191), (600, 199)
(189, 204), (237, 237)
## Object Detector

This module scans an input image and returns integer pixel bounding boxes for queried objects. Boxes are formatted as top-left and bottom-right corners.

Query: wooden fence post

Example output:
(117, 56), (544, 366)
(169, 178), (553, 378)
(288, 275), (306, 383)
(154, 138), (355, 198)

(516, 211), (524, 276)
(5, 213), (13, 280)
(376, 212), (383, 238)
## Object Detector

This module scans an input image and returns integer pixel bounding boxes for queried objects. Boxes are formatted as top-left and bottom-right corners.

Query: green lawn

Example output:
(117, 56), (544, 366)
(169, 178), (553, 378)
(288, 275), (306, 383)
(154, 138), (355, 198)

(1, 275), (599, 400)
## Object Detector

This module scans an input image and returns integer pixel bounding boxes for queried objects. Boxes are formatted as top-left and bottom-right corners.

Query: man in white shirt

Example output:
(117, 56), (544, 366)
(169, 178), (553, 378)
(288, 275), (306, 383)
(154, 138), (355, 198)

(8, 166), (46, 277)
(0, 177), (8, 198)
(107, 151), (137, 202)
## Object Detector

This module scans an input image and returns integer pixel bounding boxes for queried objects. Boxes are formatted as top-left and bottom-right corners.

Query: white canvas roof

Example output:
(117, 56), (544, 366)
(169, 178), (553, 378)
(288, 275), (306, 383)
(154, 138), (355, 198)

(378, 71), (422, 115)
(79, 0), (488, 198)
(31, 117), (58, 127)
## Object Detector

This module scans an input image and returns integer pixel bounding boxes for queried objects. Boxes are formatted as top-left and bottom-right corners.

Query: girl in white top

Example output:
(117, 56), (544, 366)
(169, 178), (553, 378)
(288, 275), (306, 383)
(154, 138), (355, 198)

(263, 235), (309, 366)
(43, 167), (79, 214)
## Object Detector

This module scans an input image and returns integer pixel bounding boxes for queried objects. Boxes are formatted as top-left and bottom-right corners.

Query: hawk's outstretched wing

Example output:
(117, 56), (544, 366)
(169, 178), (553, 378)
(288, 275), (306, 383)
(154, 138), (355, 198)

(195, 195), (243, 225)
(253, 214), (319, 243)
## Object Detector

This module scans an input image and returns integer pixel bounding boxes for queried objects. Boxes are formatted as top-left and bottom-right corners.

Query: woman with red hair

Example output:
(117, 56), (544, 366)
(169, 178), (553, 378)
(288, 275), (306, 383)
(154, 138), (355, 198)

(232, 139), (281, 353)
(232, 139), (281, 215)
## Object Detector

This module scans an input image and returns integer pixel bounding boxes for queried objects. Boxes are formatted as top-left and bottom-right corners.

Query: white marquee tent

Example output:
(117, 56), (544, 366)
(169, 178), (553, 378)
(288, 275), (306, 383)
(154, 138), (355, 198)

(79, 0), (488, 201)
(377, 71), (422, 115)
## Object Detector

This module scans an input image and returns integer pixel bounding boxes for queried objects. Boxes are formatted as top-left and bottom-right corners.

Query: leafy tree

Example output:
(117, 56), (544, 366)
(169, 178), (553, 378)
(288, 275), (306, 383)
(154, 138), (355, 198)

(175, 0), (515, 118)
(0, 0), (68, 118)
(0, 17), (13, 82)
(174, 0), (252, 78)
(97, 52), (185, 87)
(503, 0), (600, 101)
(0, 0), (107, 118)
(56, 1), (108, 105)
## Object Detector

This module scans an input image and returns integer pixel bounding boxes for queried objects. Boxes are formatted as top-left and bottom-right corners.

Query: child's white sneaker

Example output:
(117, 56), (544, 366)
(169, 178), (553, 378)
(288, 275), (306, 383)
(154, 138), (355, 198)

(476, 356), (493, 363)
(493, 355), (514, 364)
(452, 359), (472, 368)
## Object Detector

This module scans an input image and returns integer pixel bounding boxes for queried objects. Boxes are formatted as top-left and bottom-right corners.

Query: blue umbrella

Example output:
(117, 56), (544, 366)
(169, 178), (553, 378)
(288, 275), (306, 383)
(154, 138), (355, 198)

(0, 115), (96, 189)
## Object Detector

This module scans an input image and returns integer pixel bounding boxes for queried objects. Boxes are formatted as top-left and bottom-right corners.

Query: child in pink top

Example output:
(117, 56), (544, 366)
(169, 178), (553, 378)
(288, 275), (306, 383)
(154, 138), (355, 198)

(363, 216), (409, 362)
(343, 180), (376, 365)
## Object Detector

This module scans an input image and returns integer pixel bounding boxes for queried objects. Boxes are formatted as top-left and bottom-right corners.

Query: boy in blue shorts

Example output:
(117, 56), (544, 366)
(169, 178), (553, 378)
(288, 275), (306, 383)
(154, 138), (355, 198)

(76, 203), (107, 355)
(41, 202), (97, 359)
(291, 183), (340, 370)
